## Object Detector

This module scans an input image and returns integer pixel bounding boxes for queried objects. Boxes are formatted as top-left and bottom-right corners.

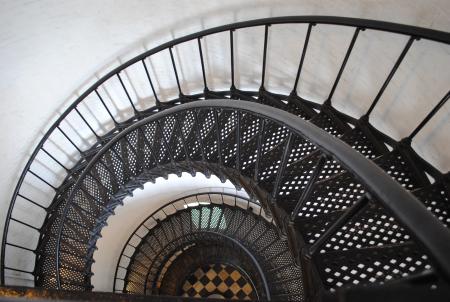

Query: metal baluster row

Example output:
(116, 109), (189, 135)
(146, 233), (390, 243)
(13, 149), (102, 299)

(2, 18), (449, 289)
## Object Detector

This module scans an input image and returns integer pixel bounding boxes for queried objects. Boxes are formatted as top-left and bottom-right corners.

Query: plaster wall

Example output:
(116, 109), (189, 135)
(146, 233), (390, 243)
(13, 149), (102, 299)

(1, 0), (449, 289)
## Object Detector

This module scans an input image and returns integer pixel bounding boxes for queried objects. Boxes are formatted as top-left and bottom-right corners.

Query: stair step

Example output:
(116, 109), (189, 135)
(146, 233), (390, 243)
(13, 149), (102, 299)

(374, 147), (430, 191)
(315, 242), (431, 290)
(258, 88), (290, 111)
(286, 93), (318, 120)
(295, 210), (344, 245)
(292, 171), (365, 219)
(303, 202), (411, 253)
(340, 124), (388, 159)
(413, 176), (450, 228)
(231, 87), (258, 102)
(310, 108), (351, 137)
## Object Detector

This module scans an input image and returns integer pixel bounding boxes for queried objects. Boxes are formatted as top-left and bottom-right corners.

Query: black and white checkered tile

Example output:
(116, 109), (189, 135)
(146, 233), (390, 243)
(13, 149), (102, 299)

(181, 263), (256, 300)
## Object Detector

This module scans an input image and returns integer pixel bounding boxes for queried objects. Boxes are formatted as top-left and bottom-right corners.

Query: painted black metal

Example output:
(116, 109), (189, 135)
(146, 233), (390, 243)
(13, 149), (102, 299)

(307, 194), (369, 256)
(326, 27), (361, 104)
(408, 90), (450, 139)
(52, 100), (450, 292)
(293, 23), (314, 93)
(2, 16), (450, 301)
(290, 155), (326, 220)
(112, 192), (271, 295)
(113, 192), (306, 300)
(365, 36), (416, 117)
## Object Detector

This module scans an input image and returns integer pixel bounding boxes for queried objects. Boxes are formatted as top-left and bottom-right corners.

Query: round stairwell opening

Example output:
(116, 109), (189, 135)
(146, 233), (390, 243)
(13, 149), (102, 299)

(156, 242), (260, 300)
(114, 193), (305, 301)
(90, 174), (241, 291)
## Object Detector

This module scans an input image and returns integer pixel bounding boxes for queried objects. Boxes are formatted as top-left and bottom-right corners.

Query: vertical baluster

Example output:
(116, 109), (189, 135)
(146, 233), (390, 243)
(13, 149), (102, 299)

(95, 89), (118, 125)
(74, 107), (100, 140)
(117, 73), (138, 115)
(17, 193), (47, 210)
(197, 197), (202, 228)
(10, 217), (40, 231)
(79, 173), (111, 204)
(230, 30), (235, 90)
(261, 25), (270, 90)
(141, 59), (161, 106)
(326, 27), (361, 105)
(241, 217), (260, 242)
(408, 90), (450, 139)
(96, 159), (120, 192)
(197, 37), (208, 92)
(216, 202), (226, 231)
(122, 133), (138, 157)
(169, 47), (183, 97)
(41, 147), (69, 172)
(231, 209), (248, 237)
(5, 242), (35, 253)
(28, 169), (56, 190)
(57, 125), (83, 155)
(293, 23), (314, 94)
(206, 202), (214, 231)
(365, 36), (416, 117)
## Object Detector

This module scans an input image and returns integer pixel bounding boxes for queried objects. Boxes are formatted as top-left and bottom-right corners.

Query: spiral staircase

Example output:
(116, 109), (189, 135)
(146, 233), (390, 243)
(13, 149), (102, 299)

(1, 16), (450, 301)
(114, 192), (303, 300)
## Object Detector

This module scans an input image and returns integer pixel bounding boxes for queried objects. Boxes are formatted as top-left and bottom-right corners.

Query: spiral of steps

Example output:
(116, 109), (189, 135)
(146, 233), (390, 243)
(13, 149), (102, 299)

(1, 17), (450, 301)
(115, 193), (303, 300)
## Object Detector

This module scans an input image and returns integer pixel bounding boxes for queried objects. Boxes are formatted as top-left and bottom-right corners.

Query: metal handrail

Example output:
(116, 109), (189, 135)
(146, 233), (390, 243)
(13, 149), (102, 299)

(112, 191), (267, 293)
(2, 16), (450, 285)
(58, 100), (450, 289)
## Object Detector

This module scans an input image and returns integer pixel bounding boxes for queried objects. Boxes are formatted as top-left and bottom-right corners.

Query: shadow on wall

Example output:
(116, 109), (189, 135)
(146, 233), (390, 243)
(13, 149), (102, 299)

(18, 1), (450, 197)
(9, 3), (450, 242)
(3, 0), (450, 287)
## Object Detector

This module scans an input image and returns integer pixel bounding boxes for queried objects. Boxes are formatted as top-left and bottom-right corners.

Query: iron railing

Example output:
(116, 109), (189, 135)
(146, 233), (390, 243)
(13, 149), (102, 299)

(51, 100), (450, 299)
(2, 17), (450, 294)
(112, 192), (273, 296)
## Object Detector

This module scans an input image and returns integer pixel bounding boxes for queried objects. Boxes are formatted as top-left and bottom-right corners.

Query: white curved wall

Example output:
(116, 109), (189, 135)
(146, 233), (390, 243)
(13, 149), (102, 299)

(1, 0), (450, 288)
(92, 173), (244, 292)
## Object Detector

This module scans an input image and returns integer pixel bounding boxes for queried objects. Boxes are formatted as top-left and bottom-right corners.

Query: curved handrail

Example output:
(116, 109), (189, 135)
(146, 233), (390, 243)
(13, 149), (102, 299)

(139, 231), (270, 299)
(112, 191), (266, 293)
(58, 100), (450, 288)
(3, 16), (450, 285)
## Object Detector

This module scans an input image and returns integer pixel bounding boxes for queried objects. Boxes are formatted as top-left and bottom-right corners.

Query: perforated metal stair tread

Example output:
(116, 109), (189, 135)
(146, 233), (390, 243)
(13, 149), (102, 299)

(285, 94), (318, 120)
(23, 103), (449, 297)
(413, 177), (450, 228)
(373, 148), (430, 190)
(340, 125), (388, 159)
(310, 108), (351, 138)
(315, 242), (431, 290)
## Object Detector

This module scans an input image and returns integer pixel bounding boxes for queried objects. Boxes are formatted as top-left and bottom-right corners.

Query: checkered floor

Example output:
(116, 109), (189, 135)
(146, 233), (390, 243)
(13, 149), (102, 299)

(180, 263), (256, 300)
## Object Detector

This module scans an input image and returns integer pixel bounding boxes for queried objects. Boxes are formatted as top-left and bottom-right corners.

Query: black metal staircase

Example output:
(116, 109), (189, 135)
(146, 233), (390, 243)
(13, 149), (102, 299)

(114, 192), (303, 300)
(1, 16), (450, 301)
